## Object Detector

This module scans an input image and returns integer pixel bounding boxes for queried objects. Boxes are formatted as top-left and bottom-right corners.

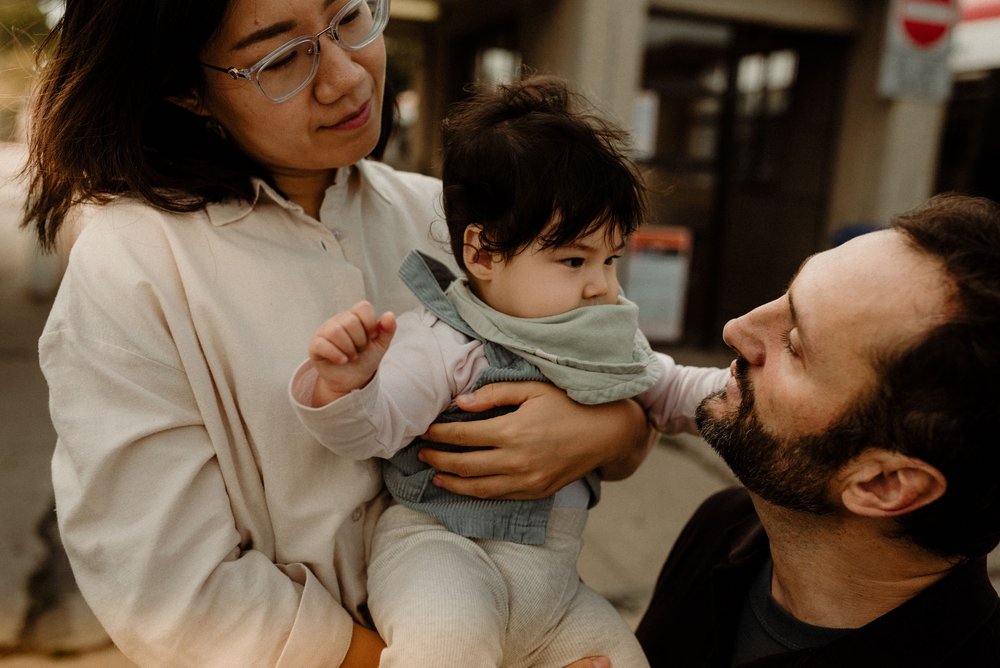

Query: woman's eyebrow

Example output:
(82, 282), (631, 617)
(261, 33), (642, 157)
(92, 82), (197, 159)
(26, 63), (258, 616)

(230, 0), (340, 51)
(231, 21), (297, 51)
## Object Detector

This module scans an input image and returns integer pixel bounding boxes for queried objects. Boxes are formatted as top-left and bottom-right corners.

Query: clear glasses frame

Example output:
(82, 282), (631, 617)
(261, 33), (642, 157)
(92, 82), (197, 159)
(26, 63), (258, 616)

(201, 0), (390, 104)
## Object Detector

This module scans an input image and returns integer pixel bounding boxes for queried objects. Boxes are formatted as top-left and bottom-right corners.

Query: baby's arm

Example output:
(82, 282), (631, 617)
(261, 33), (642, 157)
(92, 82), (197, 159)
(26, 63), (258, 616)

(309, 300), (397, 406)
(292, 306), (487, 460)
(637, 352), (729, 434)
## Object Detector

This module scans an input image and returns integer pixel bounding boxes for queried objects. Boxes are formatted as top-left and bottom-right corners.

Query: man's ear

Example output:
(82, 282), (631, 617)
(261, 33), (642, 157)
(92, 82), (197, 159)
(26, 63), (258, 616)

(838, 449), (946, 518)
(167, 90), (210, 117)
(463, 225), (495, 281)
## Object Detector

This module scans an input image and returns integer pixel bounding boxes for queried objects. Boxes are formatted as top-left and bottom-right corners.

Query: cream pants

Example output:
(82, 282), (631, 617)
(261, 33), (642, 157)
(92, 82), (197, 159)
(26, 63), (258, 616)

(367, 504), (649, 668)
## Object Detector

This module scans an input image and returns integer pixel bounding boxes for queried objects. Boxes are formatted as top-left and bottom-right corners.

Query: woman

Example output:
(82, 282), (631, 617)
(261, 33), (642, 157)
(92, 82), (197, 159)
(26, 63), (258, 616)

(25, 0), (651, 665)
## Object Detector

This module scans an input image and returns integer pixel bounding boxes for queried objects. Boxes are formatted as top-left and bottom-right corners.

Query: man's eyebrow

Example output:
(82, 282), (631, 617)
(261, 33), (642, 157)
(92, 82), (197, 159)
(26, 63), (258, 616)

(788, 289), (800, 331)
(785, 254), (815, 349)
(787, 287), (816, 359)
(785, 253), (816, 349)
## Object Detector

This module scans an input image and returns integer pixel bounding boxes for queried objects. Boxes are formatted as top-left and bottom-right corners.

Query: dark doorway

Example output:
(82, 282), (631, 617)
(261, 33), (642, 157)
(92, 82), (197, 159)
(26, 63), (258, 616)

(936, 69), (1000, 203)
(639, 14), (849, 346)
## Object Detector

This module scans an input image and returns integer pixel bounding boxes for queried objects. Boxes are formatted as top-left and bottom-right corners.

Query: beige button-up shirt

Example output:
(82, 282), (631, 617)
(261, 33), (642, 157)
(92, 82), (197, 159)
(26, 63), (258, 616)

(40, 161), (447, 666)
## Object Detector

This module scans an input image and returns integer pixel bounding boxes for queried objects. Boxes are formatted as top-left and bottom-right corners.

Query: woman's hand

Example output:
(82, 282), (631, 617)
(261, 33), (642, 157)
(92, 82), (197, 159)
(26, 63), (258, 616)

(339, 623), (385, 667)
(419, 381), (655, 500)
(565, 658), (611, 668)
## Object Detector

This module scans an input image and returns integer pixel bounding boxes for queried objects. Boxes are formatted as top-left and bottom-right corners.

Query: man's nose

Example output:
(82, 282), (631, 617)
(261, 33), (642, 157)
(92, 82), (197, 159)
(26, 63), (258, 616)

(722, 299), (778, 366)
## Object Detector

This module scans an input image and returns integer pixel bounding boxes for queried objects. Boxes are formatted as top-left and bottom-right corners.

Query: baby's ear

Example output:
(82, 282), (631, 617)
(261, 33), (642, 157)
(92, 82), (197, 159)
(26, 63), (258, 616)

(463, 225), (495, 280)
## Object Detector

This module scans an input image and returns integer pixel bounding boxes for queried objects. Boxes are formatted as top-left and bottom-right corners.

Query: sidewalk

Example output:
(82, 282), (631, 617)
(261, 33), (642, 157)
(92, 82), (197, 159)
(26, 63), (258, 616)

(1, 141), (997, 665)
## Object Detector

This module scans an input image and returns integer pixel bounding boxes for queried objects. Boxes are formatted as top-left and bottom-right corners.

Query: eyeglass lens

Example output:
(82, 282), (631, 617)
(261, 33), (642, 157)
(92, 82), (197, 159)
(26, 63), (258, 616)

(257, 0), (384, 101)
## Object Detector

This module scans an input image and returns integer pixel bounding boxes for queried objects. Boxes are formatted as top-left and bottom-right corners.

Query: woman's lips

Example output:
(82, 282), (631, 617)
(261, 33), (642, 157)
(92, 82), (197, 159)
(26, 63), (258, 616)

(327, 100), (372, 130)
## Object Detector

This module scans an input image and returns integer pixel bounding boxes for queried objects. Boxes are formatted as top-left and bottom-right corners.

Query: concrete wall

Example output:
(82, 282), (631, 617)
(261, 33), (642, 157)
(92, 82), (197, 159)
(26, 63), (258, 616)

(437, 0), (945, 225)
(826, 1), (948, 233)
(522, 0), (647, 128)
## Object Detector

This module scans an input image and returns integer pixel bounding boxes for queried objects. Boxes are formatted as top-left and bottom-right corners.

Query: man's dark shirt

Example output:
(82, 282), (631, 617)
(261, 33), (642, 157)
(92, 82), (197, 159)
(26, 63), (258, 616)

(635, 487), (1000, 667)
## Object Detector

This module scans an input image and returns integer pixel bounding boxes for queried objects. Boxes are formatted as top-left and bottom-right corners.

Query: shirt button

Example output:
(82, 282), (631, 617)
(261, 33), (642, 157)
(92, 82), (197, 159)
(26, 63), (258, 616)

(351, 507), (363, 522)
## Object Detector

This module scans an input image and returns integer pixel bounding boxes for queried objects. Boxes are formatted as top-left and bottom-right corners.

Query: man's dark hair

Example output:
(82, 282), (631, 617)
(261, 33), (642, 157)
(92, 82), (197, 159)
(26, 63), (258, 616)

(875, 193), (1000, 559)
(440, 75), (647, 269)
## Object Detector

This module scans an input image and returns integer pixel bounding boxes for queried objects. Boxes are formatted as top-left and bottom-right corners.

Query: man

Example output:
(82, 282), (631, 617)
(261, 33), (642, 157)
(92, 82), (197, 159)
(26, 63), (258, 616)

(636, 194), (1000, 667)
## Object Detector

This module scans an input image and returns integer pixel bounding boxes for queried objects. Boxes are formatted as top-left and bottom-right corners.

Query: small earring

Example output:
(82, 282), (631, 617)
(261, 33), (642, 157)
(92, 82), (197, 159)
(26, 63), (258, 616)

(205, 117), (227, 140)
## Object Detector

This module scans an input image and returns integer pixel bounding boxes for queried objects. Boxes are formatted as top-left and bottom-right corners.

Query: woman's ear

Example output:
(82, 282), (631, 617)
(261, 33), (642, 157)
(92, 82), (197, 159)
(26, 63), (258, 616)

(463, 225), (495, 281)
(838, 448), (947, 518)
(167, 90), (210, 117)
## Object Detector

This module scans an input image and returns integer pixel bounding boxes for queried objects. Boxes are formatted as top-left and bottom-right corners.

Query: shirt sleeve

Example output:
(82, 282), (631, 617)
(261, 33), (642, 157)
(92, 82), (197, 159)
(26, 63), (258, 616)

(636, 352), (730, 434)
(291, 308), (488, 460)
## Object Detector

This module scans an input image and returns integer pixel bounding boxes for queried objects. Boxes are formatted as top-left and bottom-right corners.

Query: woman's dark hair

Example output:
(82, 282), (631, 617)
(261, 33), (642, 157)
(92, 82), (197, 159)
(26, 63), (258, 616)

(22, 0), (260, 249)
(22, 0), (395, 251)
(440, 75), (647, 270)
(870, 194), (1000, 559)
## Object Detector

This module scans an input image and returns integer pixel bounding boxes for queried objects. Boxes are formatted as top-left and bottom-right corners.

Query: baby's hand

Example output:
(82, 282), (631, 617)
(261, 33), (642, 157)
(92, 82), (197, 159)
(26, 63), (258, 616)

(309, 300), (396, 406)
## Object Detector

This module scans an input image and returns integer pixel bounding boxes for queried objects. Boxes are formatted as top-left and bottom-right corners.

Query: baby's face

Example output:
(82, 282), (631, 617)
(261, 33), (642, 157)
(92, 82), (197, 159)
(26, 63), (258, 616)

(480, 227), (624, 318)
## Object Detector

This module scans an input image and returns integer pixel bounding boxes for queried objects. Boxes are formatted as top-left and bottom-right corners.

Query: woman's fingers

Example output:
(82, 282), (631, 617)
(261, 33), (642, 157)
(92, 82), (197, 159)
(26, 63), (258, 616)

(418, 446), (556, 500)
(452, 381), (550, 412)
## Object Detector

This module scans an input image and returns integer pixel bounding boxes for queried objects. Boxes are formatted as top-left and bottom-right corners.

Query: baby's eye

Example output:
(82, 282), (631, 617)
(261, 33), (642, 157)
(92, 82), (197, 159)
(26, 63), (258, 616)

(604, 254), (621, 266)
(561, 258), (584, 268)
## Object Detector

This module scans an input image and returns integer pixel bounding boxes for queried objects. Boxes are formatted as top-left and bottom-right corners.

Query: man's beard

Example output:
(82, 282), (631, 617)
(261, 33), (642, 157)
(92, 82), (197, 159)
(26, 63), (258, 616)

(695, 357), (868, 515)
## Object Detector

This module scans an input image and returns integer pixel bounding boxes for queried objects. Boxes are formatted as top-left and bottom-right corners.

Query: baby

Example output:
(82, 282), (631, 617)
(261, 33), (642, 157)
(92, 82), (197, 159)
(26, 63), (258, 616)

(291, 75), (727, 667)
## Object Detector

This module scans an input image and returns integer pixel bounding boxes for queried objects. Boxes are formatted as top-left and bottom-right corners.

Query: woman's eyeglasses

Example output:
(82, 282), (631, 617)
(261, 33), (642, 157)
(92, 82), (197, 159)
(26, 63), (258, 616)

(201, 0), (390, 104)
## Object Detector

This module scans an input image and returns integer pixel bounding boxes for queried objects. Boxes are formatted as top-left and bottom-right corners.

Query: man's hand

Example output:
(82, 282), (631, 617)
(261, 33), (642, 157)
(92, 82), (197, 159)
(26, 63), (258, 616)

(309, 300), (396, 406)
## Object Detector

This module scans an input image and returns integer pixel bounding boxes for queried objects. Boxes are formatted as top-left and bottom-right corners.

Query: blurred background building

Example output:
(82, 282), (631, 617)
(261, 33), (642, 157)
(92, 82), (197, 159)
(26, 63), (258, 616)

(382, 0), (996, 346)
(3, 0), (998, 345)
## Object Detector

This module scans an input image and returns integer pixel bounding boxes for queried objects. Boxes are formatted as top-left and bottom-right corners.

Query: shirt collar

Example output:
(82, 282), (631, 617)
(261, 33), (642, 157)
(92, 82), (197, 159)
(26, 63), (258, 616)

(202, 161), (387, 227)
(204, 177), (277, 227)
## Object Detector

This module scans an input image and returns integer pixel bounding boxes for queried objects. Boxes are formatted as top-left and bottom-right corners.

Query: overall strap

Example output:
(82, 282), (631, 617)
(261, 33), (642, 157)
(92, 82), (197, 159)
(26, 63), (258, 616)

(397, 250), (478, 340)
(397, 250), (546, 377)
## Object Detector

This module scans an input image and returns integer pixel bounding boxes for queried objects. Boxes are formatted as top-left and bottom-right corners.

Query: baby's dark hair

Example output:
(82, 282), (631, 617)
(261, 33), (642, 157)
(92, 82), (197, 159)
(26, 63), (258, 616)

(440, 75), (647, 270)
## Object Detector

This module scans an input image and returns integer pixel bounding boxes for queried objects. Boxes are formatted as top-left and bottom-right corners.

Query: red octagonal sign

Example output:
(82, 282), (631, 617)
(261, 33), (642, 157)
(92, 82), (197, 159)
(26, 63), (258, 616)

(899, 0), (959, 48)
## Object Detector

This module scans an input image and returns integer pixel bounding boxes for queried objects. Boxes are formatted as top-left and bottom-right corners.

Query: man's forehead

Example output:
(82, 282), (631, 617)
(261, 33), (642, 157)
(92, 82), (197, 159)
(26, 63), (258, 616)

(789, 230), (951, 359)
(788, 229), (895, 284)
